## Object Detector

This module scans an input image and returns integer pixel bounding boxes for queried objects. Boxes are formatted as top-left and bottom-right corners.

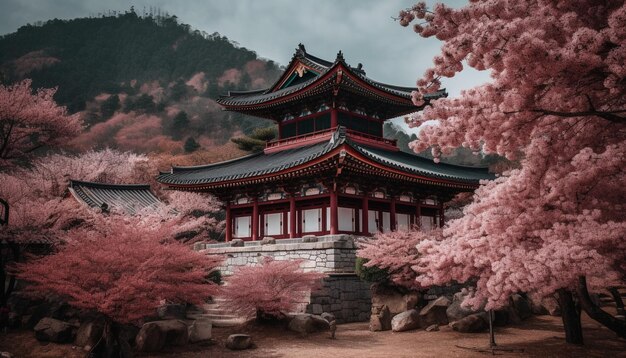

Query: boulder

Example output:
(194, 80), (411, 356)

(511, 294), (532, 320)
(226, 334), (252, 350)
(260, 237), (276, 245)
(425, 324), (440, 332)
(1, 352), (14, 358)
(230, 239), (244, 247)
(188, 319), (212, 343)
(310, 315), (330, 331)
(34, 318), (75, 343)
(371, 283), (420, 316)
(450, 312), (488, 333)
(288, 314), (316, 335)
(369, 305), (392, 332)
(136, 320), (188, 352)
(391, 309), (422, 332)
(157, 304), (186, 320)
(321, 312), (336, 323)
(75, 320), (104, 348)
(446, 291), (483, 322)
(420, 296), (450, 326)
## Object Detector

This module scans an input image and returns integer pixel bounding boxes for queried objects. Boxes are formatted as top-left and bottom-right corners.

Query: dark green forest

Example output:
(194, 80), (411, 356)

(0, 8), (280, 112)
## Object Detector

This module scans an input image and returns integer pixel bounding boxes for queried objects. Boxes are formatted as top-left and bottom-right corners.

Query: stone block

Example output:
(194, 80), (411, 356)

(230, 239), (244, 247)
(226, 334), (252, 350)
(391, 309), (422, 332)
(34, 318), (75, 343)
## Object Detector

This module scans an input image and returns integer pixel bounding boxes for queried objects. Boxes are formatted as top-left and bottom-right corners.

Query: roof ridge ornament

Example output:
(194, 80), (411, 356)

(335, 50), (345, 63)
(296, 43), (306, 57)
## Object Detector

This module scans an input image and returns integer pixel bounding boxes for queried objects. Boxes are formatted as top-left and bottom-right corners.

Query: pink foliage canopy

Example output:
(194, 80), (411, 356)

(0, 79), (82, 164)
(398, 1), (626, 309)
(16, 215), (222, 324)
(219, 257), (326, 317)
(357, 230), (437, 290)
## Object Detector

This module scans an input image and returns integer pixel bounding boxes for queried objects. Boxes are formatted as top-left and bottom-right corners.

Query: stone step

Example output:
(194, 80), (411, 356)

(187, 313), (249, 327)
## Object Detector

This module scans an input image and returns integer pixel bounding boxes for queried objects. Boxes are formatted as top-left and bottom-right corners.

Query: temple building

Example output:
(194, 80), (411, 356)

(157, 44), (491, 241)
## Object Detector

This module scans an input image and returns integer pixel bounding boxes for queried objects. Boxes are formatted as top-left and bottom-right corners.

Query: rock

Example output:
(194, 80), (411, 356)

(188, 319), (212, 343)
(425, 324), (439, 332)
(420, 296), (450, 326)
(26, 304), (49, 329)
(302, 235), (318, 243)
(136, 320), (188, 352)
(230, 239), (244, 247)
(157, 304), (186, 320)
(450, 312), (488, 333)
(371, 283), (420, 316)
(511, 294), (532, 320)
(369, 305), (392, 332)
(34, 318), (75, 343)
(288, 314), (316, 335)
(260, 237), (276, 245)
(391, 309), (422, 332)
(321, 312), (336, 323)
(446, 291), (483, 322)
(226, 334), (252, 350)
(310, 315), (330, 331)
(7, 312), (19, 329)
(1, 352), (14, 358)
(75, 320), (104, 348)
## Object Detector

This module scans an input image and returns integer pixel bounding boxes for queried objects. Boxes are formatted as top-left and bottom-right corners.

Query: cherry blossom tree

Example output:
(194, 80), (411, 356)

(0, 79), (82, 165)
(219, 257), (326, 321)
(357, 230), (438, 290)
(399, 0), (626, 344)
(15, 214), (222, 355)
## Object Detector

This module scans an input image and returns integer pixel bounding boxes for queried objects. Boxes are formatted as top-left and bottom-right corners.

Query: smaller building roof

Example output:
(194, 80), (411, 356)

(69, 180), (161, 215)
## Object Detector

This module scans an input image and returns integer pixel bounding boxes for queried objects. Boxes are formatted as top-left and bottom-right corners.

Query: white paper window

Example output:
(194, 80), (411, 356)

(338, 207), (355, 232)
(368, 210), (378, 234)
(397, 213), (410, 231)
(302, 208), (322, 233)
(264, 213), (283, 236)
(382, 212), (391, 233)
(234, 216), (251, 238)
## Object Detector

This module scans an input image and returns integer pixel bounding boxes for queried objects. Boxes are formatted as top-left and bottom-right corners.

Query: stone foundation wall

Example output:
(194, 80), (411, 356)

(196, 235), (371, 322)
(307, 274), (371, 323)
(196, 235), (358, 275)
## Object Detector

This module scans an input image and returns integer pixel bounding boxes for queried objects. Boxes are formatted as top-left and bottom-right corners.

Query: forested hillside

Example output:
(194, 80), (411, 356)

(0, 8), (281, 157)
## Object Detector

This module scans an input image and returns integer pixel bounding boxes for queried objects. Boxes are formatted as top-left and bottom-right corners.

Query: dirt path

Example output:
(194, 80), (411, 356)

(2, 314), (625, 357)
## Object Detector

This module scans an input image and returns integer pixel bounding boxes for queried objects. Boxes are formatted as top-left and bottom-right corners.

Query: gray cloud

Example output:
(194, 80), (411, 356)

(0, 0), (490, 131)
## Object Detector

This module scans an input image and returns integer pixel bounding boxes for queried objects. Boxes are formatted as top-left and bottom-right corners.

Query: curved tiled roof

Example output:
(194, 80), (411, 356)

(216, 46), (446, 111)
(158, 132), (345, 186)
(349, 142), (494, 183)
(156, 128), (493, 187)
(69, 180), (161, 215)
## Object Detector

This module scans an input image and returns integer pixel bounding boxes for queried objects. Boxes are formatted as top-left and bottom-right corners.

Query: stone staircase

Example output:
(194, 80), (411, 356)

(187, 297), (253, 327)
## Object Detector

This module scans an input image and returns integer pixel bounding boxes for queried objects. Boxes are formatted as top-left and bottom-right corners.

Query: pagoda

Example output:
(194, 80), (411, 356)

(157, 44), (492, 241)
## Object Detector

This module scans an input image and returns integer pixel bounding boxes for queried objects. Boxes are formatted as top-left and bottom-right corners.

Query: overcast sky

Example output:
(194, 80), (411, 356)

(0, 0), (490, 131)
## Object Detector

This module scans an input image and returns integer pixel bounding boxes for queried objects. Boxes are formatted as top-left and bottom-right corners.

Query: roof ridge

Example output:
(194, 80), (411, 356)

(170, 151), (264, 172)
(69, 179), (151, 189)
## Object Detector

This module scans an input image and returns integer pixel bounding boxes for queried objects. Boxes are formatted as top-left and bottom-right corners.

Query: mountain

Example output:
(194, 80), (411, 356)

(0, 9), (281, 157)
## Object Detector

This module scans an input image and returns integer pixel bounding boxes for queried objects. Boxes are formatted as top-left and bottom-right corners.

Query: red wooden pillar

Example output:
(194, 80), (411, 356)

(390, 197), (397, 231)
(251, 198), (259, 241)
(330, 108), (338, 128)
(415, 202), (422, 230)
(361, 194), (369, 235)
(439, 201), (445, 228)
(289, 195), (297, 238)
(330, 190), (338, 235)
(225, 203), (232, 242)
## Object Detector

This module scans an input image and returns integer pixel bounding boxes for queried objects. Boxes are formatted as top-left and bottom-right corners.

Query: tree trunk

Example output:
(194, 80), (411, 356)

(608, 287), (625, 317)
(0, 243), (19, 307)
(557, 288), (584, 345)
(577, 276), (626, 339)
(93, 319), (134, 358)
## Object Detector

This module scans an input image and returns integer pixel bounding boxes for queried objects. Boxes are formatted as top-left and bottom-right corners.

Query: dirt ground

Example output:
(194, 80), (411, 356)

(1, 313), (625, 358)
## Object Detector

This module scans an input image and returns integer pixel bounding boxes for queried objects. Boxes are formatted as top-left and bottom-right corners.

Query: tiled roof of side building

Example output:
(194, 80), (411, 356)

(69, 180), (161, 215)
(157, 129), (494, 187)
